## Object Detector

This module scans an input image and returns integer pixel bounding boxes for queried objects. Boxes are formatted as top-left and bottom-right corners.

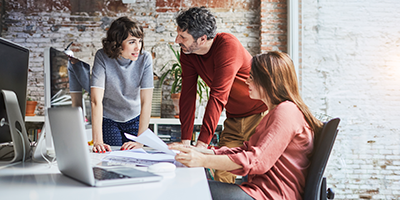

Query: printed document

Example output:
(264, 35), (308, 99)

(124, 129), (177, 156)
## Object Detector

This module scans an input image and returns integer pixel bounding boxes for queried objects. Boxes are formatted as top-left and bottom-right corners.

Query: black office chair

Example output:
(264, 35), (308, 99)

(303, 118), (340, 200)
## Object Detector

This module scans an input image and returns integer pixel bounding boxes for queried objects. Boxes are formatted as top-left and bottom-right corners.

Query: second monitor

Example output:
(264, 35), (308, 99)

(42, 47), (92, 157)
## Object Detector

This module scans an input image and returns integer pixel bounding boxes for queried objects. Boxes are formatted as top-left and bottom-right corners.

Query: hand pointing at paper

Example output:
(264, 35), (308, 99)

(120, 141), (144, 150)
(124, 129), (177, 156)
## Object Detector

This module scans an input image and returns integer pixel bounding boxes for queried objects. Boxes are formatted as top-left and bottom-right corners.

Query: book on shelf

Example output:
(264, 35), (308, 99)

(27, 128), (41, 142)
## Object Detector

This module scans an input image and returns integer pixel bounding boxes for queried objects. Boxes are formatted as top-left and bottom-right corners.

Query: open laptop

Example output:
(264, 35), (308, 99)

(47, 107), (162, 187)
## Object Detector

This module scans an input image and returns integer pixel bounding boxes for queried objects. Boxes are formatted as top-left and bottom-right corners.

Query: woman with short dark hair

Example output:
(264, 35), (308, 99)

(91, 16), (153, 153)
(170, 51), (323, 200)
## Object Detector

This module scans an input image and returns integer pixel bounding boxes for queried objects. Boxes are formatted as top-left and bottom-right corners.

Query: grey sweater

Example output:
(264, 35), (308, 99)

(91, 49), (153, 122)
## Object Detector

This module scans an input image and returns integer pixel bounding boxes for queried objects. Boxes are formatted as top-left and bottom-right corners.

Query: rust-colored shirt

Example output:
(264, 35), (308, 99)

(179, 33), (267, 144)
(215, 101), (314, 200)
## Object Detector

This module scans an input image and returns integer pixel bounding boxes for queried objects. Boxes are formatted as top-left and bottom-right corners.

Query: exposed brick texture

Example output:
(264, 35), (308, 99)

(1, 0), (263, 118)
(156, 0), (260, 12)
(260, 0), (287, 52)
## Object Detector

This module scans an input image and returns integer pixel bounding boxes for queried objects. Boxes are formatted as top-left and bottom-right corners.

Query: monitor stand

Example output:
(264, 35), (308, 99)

(32, 123), (55, 162)
(0, 90), (31, 164)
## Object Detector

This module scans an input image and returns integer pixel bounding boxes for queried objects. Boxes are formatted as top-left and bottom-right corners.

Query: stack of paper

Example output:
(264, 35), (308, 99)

(102, 129), (177, 166)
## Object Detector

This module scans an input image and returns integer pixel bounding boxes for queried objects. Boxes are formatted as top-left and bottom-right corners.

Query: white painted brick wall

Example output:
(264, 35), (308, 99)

(302, 0), (400, 199)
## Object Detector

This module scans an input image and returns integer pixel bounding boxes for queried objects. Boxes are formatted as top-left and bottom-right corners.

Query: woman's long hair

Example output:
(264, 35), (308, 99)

(251, 51), (323, 134)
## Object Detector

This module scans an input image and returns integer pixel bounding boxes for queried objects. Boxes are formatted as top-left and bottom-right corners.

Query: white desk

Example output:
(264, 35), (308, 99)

(0, 154), (212, 200)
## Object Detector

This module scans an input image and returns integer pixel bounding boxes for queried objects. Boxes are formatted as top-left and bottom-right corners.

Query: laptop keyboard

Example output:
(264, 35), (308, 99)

(93, 167), (130, 180)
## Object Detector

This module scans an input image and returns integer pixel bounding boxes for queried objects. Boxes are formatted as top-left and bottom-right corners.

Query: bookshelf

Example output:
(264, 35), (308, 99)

(24, 116), (45, 142)
(149, 117), (225, 134)
(148, 117), (225, 145)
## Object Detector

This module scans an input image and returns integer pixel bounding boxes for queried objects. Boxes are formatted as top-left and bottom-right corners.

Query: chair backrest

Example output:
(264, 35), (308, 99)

(303, 118), (340, 200)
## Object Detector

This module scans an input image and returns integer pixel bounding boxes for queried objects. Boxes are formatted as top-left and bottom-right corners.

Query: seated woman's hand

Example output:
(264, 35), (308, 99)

(120, 141), (143, 150)
(170, 145), (206, 168)
(92, 142), (112, 153)
(195, 140), (208, 149)
(167, 142), (191, 149)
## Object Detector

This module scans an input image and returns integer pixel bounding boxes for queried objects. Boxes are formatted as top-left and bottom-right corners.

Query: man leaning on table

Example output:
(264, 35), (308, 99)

(174, 7), (267, 183)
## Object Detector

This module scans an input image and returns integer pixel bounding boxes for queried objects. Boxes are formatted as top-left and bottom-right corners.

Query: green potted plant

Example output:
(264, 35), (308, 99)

(26, 97), (38, 116)
(159, 44), (209, 118)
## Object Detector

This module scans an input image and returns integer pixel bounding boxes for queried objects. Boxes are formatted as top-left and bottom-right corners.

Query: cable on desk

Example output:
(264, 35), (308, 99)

(39, 140), (57, 168)
(30, 125), (57, 167)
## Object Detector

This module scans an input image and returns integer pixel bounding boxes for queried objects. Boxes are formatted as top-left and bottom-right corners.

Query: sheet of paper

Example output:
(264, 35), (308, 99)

(124, 129), (177, 156)
(108, 151), (174, 161)
(119, 148), (148, 154)
(103, 150), (175, 167)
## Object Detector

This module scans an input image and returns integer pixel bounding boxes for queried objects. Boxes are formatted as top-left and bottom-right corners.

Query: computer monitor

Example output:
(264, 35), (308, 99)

(44, 47), (91, 115)
(42, 47), (91, 156)
(0, 37), (31, 163)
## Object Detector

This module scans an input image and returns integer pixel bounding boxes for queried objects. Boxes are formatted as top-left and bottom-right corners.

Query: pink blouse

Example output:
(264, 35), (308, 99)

(214, 101), (314, 200)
